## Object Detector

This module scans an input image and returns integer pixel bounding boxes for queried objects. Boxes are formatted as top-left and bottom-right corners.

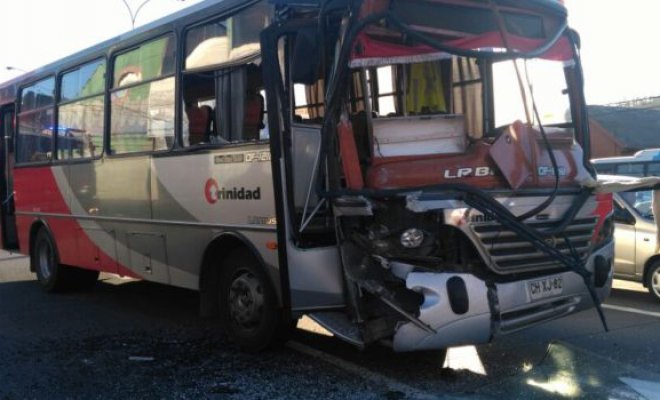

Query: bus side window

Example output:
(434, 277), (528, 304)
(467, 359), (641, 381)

(214, 64), (266, 143)
(593, 163), (615, 174)
(616, 163), (644, 177)
(182, 2), (272, 145)
(58, 59), (106, 160)
(646, 162), (660, 176)
(243, 65), (265, 141)
(16, 77), (55, 163)
(110, 35), (176, 155)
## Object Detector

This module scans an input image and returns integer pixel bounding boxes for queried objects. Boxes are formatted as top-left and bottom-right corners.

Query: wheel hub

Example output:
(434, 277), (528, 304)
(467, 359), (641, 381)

(228, 271), (265, 331)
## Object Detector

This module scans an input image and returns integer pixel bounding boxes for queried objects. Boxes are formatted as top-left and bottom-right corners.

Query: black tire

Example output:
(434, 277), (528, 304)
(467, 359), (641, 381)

(32, 228), (99, 292)
(219, 248), (283, 352)
(646, 261), (660, 302)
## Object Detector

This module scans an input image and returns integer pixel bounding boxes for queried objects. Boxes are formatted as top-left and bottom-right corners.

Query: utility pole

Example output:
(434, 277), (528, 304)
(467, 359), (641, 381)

(121, 0), (186, 29)
(5, 66), (26, 73)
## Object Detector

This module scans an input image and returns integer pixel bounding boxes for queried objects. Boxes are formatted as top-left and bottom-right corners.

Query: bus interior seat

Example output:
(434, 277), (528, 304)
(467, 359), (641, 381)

(244, 92), (265, 141)
(186, 103), (212, 144)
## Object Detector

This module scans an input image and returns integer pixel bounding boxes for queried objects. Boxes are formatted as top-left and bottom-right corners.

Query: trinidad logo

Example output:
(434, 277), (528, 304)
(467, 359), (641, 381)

(204, 178), (262, 204)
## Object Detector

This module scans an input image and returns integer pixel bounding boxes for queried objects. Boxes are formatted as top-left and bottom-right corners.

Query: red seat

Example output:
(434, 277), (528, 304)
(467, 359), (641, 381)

(243, 93), (264, 141)
(186, 104), (212, 145)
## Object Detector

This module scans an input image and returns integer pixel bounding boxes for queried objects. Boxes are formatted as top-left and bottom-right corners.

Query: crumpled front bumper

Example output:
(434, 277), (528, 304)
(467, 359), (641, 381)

(392, 242), (613, 352)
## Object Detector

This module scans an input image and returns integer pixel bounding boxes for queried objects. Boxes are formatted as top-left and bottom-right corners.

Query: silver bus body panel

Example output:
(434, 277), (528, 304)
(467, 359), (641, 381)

(47, 144), (279, 290)
(286, 243), (345, 310)
(273, 142), (346, 310)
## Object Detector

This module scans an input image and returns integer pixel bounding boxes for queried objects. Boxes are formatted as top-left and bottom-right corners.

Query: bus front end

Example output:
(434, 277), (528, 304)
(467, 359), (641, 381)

(266, 0), (614, 351)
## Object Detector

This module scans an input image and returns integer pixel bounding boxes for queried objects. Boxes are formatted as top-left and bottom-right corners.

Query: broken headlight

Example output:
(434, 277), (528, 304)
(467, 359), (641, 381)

(363, 224), (436, 256)
(400, 228), (425, 248)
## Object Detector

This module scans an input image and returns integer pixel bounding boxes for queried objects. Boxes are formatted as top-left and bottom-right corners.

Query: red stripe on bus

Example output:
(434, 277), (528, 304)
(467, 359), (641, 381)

(14, 167), (140, 279)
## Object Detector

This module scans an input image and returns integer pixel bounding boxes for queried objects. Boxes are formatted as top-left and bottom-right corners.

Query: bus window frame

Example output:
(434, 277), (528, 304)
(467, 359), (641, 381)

(108, 32), (178, 158)
(180, 1), (270, 146)
(55, 57), (108, 163)
(15, 75), (57, 167)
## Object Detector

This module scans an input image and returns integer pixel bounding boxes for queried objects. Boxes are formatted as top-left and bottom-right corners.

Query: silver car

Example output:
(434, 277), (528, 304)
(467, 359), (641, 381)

(613, 189), (660, 301)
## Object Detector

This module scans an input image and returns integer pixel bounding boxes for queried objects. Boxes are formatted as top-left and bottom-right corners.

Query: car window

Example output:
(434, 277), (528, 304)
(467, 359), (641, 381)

(621, 190), (655, 221)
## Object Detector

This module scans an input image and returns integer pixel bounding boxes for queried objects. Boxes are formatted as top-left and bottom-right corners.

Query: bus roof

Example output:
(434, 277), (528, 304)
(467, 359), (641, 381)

(593, 148), (660, 163)
(0, 0), (569, 105)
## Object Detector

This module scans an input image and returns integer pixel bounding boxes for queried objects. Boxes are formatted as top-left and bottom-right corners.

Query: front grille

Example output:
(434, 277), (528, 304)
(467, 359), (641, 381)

(470, 217), (598, 274)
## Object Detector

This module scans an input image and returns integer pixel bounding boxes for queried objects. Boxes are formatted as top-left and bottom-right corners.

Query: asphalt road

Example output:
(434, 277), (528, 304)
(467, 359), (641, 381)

(1, 251), (659, 399)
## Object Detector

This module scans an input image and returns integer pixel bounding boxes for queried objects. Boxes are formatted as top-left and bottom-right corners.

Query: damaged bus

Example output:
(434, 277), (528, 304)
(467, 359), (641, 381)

(0, 0), (613, 354)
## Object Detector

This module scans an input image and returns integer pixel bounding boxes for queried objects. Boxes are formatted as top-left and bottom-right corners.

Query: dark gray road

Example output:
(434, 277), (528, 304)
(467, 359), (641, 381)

(1, 252), (659, 399)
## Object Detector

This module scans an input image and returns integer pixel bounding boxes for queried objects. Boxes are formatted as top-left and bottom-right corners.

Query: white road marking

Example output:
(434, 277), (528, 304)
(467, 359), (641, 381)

(286, 341), (453, 400)
(620, 377), (660, 400)
(603, 304), (660, 319)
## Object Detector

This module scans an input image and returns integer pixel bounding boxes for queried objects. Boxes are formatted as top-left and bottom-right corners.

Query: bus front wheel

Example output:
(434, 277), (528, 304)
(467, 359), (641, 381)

(32, 228), (99, 292)
(219, 248), (282, 352)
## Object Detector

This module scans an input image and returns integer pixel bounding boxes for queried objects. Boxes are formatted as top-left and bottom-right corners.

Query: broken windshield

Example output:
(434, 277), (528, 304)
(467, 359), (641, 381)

(493, 58), (573, 130)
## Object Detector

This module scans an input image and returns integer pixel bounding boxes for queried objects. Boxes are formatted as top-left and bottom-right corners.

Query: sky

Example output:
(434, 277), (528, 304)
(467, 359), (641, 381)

(565, 0), (660, 104)
(1, 0), (659, 105)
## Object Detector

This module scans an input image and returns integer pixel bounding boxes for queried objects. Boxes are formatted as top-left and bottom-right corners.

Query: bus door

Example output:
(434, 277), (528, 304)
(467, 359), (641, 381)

(261, 23), (346, 311)
(0, 105), (18, 250)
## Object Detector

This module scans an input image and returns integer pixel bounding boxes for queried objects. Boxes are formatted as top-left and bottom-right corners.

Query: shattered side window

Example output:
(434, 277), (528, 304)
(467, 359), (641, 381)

(114, 36), (174, 88)
(293, 80), (325, 124)
(185, 0), (272, 70)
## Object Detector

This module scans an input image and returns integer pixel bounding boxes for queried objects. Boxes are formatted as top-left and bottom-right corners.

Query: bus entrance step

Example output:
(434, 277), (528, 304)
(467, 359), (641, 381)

(308, 311), (364, 348)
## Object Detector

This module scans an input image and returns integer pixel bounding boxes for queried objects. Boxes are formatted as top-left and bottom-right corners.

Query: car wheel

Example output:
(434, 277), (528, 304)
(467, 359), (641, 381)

(646, 261), (660, 302)
(220, 248), (282, 352)
(32, 228), (99, 292)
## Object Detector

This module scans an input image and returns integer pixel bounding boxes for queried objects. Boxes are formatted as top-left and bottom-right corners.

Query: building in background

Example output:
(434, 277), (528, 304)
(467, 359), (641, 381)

(589, 97), (660, 158)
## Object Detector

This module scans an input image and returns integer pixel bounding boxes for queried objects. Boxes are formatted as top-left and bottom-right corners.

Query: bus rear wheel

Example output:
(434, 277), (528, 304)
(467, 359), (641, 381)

(32, 228), (99, 292)
(219, 248), (282, 352)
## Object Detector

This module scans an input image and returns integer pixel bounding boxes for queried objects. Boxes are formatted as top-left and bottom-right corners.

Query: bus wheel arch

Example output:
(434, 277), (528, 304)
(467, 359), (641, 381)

(199, 233), (286, 351)
(219, 247), (283, 351)
(29, 221), (99, 292)
(199, 233), (247, 317)
(199, 233), (275, 316)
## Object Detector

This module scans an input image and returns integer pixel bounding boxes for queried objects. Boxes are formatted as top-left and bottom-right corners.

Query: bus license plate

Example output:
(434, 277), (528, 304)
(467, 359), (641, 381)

(528, 276), (563, 300)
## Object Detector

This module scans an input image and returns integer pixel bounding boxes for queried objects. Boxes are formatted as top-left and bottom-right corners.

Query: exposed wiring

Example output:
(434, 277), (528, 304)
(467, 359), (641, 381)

(487, 0), (532, 126)
(515, 60), (561, 221)
(313, 2), (608, 331)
